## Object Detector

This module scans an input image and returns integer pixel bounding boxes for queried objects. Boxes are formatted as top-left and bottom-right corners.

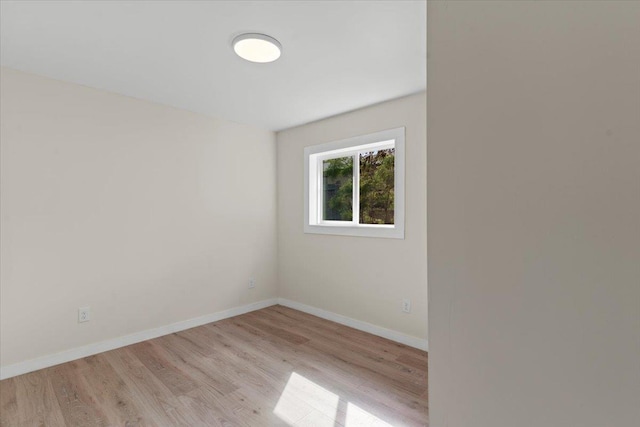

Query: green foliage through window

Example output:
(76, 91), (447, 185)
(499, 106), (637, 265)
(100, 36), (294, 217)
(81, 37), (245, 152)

(360, 148), (394, 224)
(321, 149), (394, 224)
(323, 156), (353, 221)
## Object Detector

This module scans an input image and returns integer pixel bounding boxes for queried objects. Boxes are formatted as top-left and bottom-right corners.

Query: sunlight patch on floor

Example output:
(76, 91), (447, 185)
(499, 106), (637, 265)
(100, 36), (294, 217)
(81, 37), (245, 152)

(274, 372), (339, 425)
(274, 372), (396, 426)
(346, 402), (394, 426)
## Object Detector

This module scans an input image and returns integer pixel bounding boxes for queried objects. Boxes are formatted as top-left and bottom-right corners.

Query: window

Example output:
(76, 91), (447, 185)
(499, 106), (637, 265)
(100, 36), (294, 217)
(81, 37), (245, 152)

(304, 127), (405, 238)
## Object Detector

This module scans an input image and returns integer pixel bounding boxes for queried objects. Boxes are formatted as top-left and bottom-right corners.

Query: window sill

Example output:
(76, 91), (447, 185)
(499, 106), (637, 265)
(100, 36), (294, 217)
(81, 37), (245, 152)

(303, 224), (404, 239)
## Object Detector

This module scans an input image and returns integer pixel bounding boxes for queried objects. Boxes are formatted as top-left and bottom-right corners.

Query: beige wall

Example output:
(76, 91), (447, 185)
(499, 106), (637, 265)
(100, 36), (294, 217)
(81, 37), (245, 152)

(427, 2), (640, 426)
(0, 68), (277, 367)
(277, 92), (427, 342)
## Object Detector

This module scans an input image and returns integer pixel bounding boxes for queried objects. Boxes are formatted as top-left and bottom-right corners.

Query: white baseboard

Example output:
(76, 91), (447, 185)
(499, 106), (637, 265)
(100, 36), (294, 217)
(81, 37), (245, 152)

(0, 298), (278, 380)
(1, 297), (427, 380)
(277, 298), (428, 351)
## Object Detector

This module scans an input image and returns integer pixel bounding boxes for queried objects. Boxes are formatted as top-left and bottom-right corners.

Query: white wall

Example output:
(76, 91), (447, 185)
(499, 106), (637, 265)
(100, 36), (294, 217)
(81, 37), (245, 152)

(427, 2), (640, 426)
(277, 92), (427, 343)
(0, 68), (277, 367)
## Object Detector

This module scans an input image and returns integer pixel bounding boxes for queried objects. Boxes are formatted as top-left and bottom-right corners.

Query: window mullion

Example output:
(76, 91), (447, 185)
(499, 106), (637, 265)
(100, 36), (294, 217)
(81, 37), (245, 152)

(353, 153), (359, 225)
(317, 156), (324, 223)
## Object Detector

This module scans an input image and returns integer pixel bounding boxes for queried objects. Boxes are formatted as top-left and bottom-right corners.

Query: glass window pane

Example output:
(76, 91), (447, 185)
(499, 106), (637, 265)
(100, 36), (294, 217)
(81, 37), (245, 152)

(322, 156), (353, 221)
(359, 148), (395, 224)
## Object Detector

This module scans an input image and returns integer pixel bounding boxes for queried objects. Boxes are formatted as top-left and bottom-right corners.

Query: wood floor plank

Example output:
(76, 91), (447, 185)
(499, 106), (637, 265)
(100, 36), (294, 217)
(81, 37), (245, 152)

(242, 310), (426, 398)
(396, 354), (429, 371)
(264, 306), (427, 369)
(0, 305), (428, 426)
(252, 309), (427, 384)
(178, 386), (245, 427)
(224, 314), (425, 415)
(189, 329), (294, 409)
(0, 372), (67, 427)
(0, 377), (18, 427)
(241, 316), (311, 346)
(220, 312), (428, 426)
(294, 408), (343, 427)
(226, 316), (371, 390)
(80, 354), (148, 426)
(127, 340), (199, 397)
(102, 347), (199, 426)
(225, 314), (427, 425)
(205, 320), (296, 383)
(48, 362), (110, 427)
(16, 371), (66, 427)
(268, 305), (426, 361)
(154, 333), (239, 397)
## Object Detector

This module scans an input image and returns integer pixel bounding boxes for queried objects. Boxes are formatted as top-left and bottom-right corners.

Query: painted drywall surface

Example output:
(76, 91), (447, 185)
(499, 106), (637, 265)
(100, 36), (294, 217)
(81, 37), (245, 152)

(277, 92), (427, 341)
(427, 2), (640, 426)
(0, 68), (277, 366)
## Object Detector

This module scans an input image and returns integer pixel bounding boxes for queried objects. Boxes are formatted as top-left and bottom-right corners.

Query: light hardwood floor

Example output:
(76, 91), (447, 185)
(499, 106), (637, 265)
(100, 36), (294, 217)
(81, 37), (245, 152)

(0, 305), (428, 426)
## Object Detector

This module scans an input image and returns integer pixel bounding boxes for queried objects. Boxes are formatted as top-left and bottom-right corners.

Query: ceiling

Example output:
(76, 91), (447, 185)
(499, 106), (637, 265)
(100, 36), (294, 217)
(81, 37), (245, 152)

(0, 1), (426, 131)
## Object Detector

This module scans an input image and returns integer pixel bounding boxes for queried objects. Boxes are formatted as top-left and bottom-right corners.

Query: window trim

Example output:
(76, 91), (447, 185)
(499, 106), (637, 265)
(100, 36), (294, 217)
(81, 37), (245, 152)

(304, 127), (405, 239)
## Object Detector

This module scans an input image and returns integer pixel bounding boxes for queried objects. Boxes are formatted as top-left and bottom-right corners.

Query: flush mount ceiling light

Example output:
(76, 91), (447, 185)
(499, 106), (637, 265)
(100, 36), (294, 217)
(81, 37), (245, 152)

(232, 33), (282, 63)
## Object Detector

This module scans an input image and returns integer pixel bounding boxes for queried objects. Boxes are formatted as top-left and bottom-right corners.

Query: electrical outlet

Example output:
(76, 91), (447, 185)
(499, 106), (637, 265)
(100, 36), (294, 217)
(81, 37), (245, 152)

(249, 278), (255, 289)
(78, 307), (91, 323)
(402, 299), (411, 313)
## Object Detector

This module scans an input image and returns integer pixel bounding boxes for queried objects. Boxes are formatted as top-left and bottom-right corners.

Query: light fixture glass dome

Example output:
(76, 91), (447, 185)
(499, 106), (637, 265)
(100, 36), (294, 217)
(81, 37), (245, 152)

(233, 33), (282, 63)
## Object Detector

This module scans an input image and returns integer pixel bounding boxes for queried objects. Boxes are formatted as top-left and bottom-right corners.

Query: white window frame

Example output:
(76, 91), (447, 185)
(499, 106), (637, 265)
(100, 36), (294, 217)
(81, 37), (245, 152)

(304, 127), (405, 239)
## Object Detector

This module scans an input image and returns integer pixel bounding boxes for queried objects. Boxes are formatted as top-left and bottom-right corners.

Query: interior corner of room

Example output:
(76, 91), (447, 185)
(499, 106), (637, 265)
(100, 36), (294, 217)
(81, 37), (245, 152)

(0, 1), (428, 425)
(0, 66), (427, 376)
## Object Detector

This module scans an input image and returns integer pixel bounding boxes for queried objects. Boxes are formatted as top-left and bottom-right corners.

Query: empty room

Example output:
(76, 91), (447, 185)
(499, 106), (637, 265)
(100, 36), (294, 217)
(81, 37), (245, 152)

(1, 1), (639, 427)
(0, 1), (427, 426)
